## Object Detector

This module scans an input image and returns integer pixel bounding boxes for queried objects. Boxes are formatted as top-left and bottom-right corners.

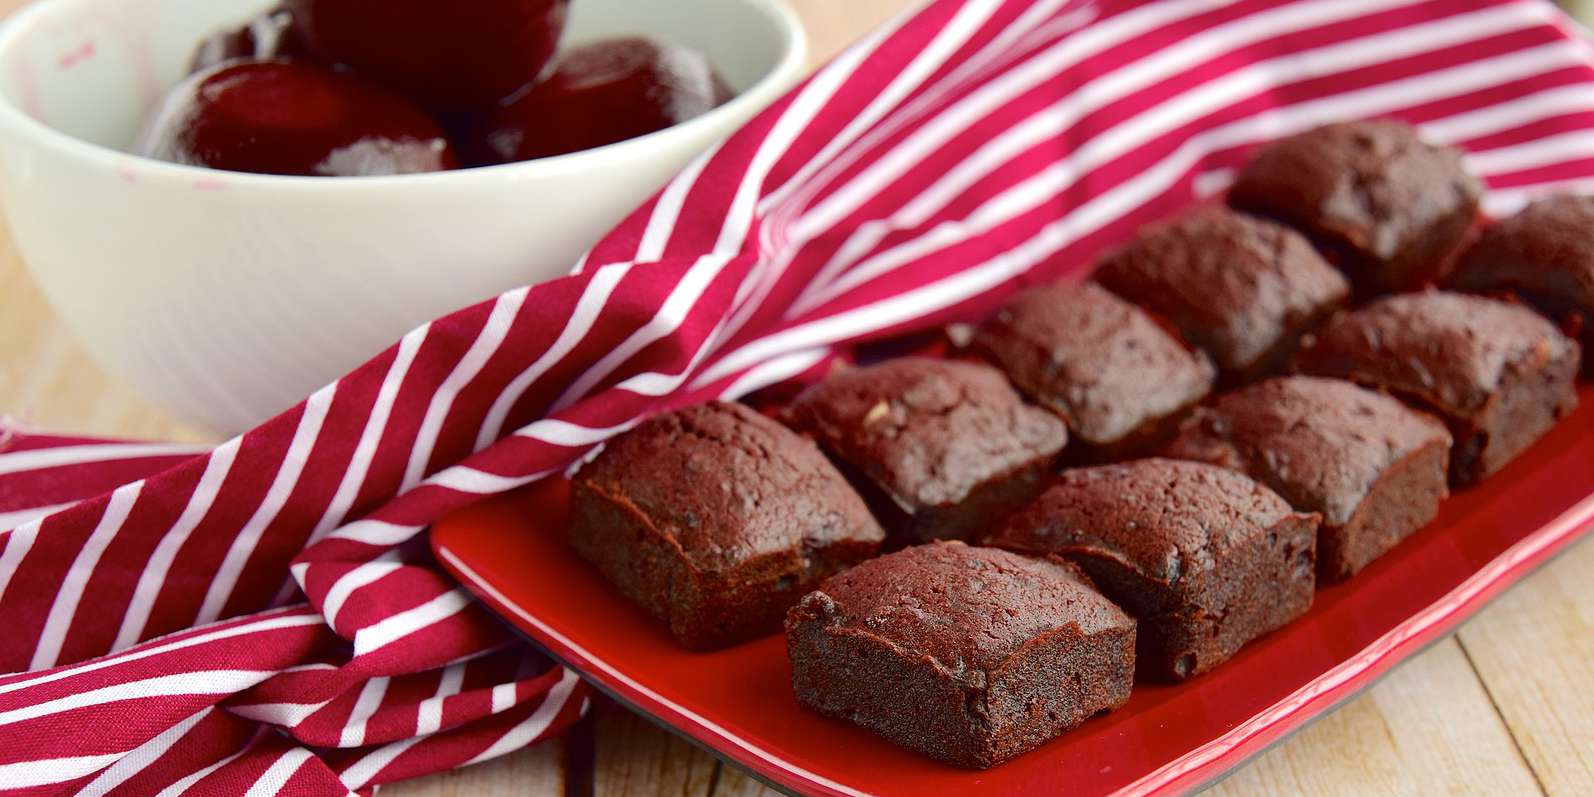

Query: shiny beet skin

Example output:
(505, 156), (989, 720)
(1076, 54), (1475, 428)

(474, 37), (734, 163)
(283, 0), (569, 111)
(188, 6), (310, 74)
(137, 61), (457, 177)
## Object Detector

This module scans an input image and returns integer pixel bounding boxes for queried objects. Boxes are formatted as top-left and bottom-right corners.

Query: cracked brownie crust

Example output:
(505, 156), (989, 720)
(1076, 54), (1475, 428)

(1229, 120), (1482, 293)
(1294, 291), (1580, 486)
(570, 401), (886, 650)
(785, 358), (1069, 543)
(1165, 376), (1452, 581)
(1094, 207), (1350, 379)
(1449, 194), (1594, 356)
(985, 459), (1318, 681)
(785, 541), (1135, 769)
(966, 281), (1215, 459)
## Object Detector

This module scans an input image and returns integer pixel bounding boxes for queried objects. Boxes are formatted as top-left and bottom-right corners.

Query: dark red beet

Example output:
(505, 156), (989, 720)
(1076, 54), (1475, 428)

(188, 7), (310, 74)
(137, 61), (457, 177)
(474, 37), (734, 162)
(283, 0), (569, 111)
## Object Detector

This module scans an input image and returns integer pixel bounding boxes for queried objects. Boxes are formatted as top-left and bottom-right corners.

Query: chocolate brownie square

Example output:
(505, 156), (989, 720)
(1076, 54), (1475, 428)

(786, 541), (1135, 769)
(1449, 194), (1594, 357)
(1230, 120), (1483, 294)
(1094, 207), (1350, 380)
(985, 459), (1318, 681)
(1165, 377), (1452, 582)
(784, 358), (1068, 544)
(570, 401), (885, 650)
(965, 281), (1215, 460)
(1294, 291), (1580, 486)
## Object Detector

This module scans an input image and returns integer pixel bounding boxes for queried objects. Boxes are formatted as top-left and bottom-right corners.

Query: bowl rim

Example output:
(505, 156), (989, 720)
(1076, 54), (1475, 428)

(0, 0), (809, 189)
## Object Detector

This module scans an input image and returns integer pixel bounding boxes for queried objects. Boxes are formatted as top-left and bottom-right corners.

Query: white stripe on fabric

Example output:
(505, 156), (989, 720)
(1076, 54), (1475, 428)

(796, 0), (1539, 313)
(242, 747), (312, 797)
(0, 502), (69, 532)
(416, 660), (469, 736)
(424, 467), (551, 496)
(320, 551), (404, 627)
(0, 609), (320, 697)
(1425, 77), (1594, 143)
(718, 347), (831, 401)
(549, 253), (737, 412)
(0, 442), (207, 476)
(305, 324), (430, 549)
(0, 670), (274, 725)
(464, 668), (582, 766)
(31, 481), (145, 670)
(324, 520), (424, 547)
(227, 698), (335, 727)
(513, 419), (634, 447)
(151, 732), (262, 797)
(77, 707), (214, 796)
(115, 441), (242, 651)
(0, 753), (125, 789)
(716, 0), (1099, 351)
(337, 677), (391, 748)
(402, 290), (529, 492)
(476, 263), (633, 450)
(0, 518), (42, 601)
(196, 385), (337, 625)
(637, 151), (717, 263)
(338, 735), (421, 790)
(351, 590), (472, 657)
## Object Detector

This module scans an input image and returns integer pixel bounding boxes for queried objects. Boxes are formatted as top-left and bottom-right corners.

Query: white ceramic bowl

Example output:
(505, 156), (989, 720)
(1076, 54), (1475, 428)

(0, 0), (805, 433)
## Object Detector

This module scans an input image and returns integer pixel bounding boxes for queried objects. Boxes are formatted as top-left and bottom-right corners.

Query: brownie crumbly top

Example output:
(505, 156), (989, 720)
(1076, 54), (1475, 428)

(577, 401), (883, 572)
(1450, 194), (1594, 312)
(986, 459), (1307, 589)
(1094, 207), (1350, 373)
(788, 541), (1131, 678)
(1294, 291), (1580, 418)
(1229, 120), (1482, 265)
(1165, 377), (1452, 527)
(785, 358), (1068, 509)
(968, 281), (1216, 445)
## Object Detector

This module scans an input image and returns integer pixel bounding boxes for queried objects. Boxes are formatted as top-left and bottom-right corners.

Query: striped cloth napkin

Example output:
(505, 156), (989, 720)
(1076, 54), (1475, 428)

(6, 0), (1594, 792)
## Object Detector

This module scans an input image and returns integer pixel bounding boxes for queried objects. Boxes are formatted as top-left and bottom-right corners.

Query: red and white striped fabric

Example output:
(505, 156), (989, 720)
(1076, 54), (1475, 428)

(5, 0), (1594, 792)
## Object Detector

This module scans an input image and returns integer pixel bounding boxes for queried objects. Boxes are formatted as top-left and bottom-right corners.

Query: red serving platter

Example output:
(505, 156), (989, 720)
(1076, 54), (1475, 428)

(433, 383), (1594, 797)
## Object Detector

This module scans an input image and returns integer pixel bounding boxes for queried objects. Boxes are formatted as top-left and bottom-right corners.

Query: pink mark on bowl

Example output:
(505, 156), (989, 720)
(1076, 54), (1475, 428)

(57, 39), (95, 71)
(193, 177), (228, 191)
(8, 54), (45, 121)
(116, 165), (139, 184)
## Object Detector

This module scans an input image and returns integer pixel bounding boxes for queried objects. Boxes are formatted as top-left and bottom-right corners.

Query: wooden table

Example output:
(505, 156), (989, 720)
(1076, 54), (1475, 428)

(2, 1), (1590, 794)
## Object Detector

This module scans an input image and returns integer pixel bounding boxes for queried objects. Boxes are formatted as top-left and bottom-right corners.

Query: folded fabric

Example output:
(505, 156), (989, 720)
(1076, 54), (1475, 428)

(4, 0), (1594, 792)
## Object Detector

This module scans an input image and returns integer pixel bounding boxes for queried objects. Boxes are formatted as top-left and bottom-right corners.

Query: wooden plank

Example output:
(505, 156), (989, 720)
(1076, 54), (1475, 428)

(589, 700), (719, 797)
(381, 738), (565, 797)
(1209, 638), (1544, 796)
(1457, 537), (1594, 796)
(712, 763), (784, 797)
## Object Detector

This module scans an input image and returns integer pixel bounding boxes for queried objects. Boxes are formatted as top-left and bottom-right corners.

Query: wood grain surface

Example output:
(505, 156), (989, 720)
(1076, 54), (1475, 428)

(0, 0), (1589, 794)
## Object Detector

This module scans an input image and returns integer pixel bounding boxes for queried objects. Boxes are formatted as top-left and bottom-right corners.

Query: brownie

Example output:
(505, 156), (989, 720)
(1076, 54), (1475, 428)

(985, 459), (1318, 681)
(1164, 377), (1452, 582)
(1294, 291), (1580, 486)
(784, 358), (1069, 544)
(785, 541), (1135, 769)
(1230, 120), (1483, 293)
(1094, 207), (1350, 380)
(570, 401), (885, 650)
(965, 281), (1215, 459)
(1449, 194), (1594, 357)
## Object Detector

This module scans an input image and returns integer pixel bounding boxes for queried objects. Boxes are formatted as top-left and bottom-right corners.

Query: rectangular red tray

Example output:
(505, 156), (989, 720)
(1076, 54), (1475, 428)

(433, 384), (1594, 797)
